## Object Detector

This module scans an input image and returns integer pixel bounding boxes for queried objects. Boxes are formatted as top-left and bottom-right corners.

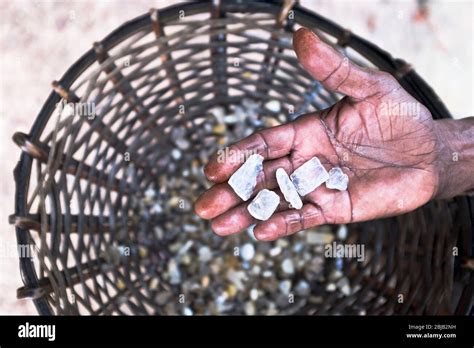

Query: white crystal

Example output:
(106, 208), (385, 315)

(264, 99), (281, 113)
(228, 154), (264, 201)
(276, 168), (303, 209)
(290, 156), (329, 196)
(247, 189), (280, 221)
(240, 243), (255, 261)
(326, 167), (349, 191)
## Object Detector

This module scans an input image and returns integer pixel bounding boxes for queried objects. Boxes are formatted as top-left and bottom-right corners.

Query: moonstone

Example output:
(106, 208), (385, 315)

(228, 154), (264, 201)
(247, 189), (280, 221)
(290, 156), (329, 196)
(326, 167), (349, 191)
(276, 168), (303, 209)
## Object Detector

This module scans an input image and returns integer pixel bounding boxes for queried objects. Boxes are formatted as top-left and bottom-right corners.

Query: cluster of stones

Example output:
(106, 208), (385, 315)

(229, 154), (349, 221)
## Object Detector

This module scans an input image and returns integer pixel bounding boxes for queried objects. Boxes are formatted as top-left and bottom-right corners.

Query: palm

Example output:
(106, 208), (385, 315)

(293, 93), (437, 226)
(195, 28), (440, 241)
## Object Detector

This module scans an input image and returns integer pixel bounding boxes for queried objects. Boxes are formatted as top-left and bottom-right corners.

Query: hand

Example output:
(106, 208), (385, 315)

(194, 28), (466, 241)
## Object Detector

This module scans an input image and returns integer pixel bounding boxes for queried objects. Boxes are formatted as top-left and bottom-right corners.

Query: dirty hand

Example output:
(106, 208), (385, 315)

(194, 27), (472, 241)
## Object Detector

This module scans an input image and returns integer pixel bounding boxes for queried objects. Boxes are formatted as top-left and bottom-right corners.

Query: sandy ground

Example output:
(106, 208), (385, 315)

(0, 0), (472, 315)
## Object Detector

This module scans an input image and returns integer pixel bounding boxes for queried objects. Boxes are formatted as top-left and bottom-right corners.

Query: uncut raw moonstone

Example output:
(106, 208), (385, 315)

(326, 167), (349, 191)
(228, 154), (264, 201)
(247, 189), (280, 221)
(276, 168), (303, 209)
(290, 156), (329, 196)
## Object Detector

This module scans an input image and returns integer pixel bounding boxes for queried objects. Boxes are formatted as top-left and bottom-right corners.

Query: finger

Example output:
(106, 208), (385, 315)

(211, 190), (289, 236)
(194, 182), (236, 220)
(254, 185), (353, 241)
(293, 28), (393, 99)
(204, 122), (297, 183)
(253, 203), (326, 241)
(195, 156), (294, 220)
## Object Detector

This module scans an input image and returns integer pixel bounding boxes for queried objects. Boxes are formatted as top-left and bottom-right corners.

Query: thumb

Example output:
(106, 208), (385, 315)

(293, 28), (392, 99)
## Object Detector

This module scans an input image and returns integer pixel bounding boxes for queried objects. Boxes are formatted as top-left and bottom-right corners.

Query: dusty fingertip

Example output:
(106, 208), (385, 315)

(210, 219), (227, 236)
(253, 222), (279, 241)
(203, 163), (219, 182)
(193, 196), (212, 220)
(293, 27), (319, 46)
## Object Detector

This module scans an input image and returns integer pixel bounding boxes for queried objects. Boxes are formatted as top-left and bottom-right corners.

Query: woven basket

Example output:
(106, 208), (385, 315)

(10, 0), (473, 315)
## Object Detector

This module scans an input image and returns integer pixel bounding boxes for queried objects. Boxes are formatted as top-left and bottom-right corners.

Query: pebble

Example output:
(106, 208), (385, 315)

(246, 224), (258, 241)
(326, 167), (349, 191)
(171, 149), (182, 160)
(198, 246), (212, 263)
(336, 277), (351, 296)
(183, 307), (193, 316)
(244, 302), (256, 315)
(247, 189), (280, 220)
(269, 246), (282, 257)
(279, 280), (292, 295)
(281, 258), (295, 275)
(152, 203), (163, 214)
(250, 288), (259, 301)
(264, 99), (281, 113)
(337, 225), (348, 240)
(240, 243), (255, 261)
(229, 154), (264, 201)
(126, 97), (353, 315)
(295, 281), (311, 297)
(276, 168), (303, 209)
